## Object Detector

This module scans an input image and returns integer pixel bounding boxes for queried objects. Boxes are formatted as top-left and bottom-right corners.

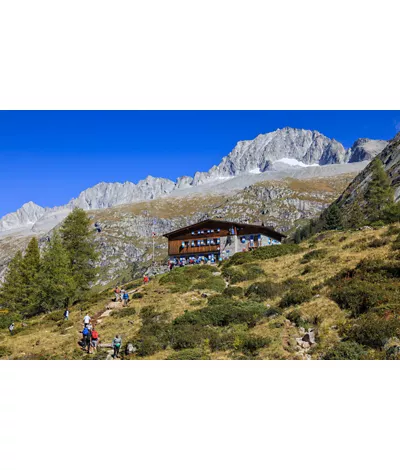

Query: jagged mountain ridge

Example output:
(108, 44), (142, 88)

(0, 127), (387, 234)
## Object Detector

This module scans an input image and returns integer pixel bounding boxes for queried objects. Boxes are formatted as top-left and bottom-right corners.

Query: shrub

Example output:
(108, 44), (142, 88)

(136, 336), (163, 357)
(208, 330), (236, 351)
(223, 244), (302, 267)
(111, 307), (136, 318)
(223, 286), (244, 298)
(322, 341), (367, 360)
(132, 292), (144, 299)
(245, 281), (283, 301)
(46, 311), (64, 322)
(330, 280), (391, 317)
(241, 335), (271, 355)
(301, 265), (313, 275)
(221, 263), (264, 284)
(393, 234), (400, 250)
(263, 306), (283, 318)
(368, 238), (388, 248)
(174, 296), (265, 327)
(286, 309), (311, 329)
(347, 313), (400, 349)
(159, 265), (224, 293)
(280, 282), (313, 308)
(169, 323), (207, 350)
(300, 249), (328, 264)
(167, 348), (204, 360)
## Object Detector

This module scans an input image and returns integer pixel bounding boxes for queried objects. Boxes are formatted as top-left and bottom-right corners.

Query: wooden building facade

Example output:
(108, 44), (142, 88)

(163, 219), (286, 263)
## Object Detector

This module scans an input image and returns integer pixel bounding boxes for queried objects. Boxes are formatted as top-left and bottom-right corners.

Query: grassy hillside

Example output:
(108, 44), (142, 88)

(1, 223), (399, 360)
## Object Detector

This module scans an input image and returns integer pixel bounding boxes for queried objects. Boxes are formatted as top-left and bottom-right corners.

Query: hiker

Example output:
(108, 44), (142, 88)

(81, 326), (90, 351)
(83, 314), (91, 327)
(86, 327), (92, 353)
(143, 275), (149, 284)
(122, 291), (129, 306)
(112, 334), (122, 358)
(168, 260), (174, 271)
(64, 309), (69, 321)
(91, 328), (99, 351)
(8, 323), (14, 335)
(114, 286), (121, 302)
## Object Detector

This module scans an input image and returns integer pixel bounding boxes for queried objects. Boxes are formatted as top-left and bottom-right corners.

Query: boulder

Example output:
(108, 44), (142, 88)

(302, 329), (316, 345)
(125, 343), (137, 355)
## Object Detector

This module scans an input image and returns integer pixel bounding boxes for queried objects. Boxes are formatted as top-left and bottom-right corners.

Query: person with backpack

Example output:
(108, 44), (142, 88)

(81, 326), (90, 351)
(112, 334), (122, 358)
(114, 286), (121, 302)
(64, 309), (69, 321)
(91, 327), (99, 351)
(143, 275), (149, 284)
(122, 291), (129, 306)
(8, 323), (14, 335)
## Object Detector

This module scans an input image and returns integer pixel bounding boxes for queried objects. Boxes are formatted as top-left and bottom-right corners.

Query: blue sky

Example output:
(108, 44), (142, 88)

(0, 111), (399, 217)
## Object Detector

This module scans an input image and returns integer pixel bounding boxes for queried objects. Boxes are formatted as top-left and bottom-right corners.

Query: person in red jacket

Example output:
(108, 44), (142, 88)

(91, 328), (99, 351)
(143, 275), (149, 284)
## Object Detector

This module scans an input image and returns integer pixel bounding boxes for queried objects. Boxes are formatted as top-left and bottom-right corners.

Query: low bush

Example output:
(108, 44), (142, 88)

(208, 329), (236, 351)
(223, 244), (302, 267)
(264, 306), (283, 318)
(368, 238), (389, 248)
(169, 323), (207, 350)
(286, 309), (311, 329)
(111, 307), (136, 318)
(322, 341), (367, 360)
(347, 313), (400, 349)
(223, 286), (244, 298)
(167, 348), (204, 360)
(221, 263), (265, 284)
(159, 265), (225, 293)
(245, 281), (283, 301)
(300, 249), (328, 264)
(280, 281), (313, 308)
(330, 279), (394, 317)
(131, 292), (144, 299)
(301, 265), (313, 275)
(135, 336), (163, 357)
(174, 296), (266, 327)
(240, 335), (271, 355)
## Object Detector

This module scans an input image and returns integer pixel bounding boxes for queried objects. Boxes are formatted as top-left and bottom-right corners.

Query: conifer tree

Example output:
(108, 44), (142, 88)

(60, 208), (99, 300)
(345, 196), (366, 229)
(365, 159), (394, 222)
(323, 204), (343, 230)
(0, 251), (25, 312)
(37, 232), (75, 312)
(20, 237), (41, 313)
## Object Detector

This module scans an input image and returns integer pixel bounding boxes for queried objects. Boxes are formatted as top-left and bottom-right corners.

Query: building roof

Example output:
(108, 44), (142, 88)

(162, 219), (286, 240)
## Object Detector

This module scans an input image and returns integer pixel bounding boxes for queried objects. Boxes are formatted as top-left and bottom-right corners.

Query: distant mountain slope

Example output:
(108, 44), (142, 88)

(336, 132), (400, 210)
(0, 127), (386, 235)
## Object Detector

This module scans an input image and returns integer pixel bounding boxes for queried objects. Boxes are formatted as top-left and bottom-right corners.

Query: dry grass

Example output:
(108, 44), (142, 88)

(1, 224), (398, 360)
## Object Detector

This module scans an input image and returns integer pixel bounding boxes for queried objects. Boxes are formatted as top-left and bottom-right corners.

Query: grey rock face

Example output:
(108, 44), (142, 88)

(0, 202), (46, 232)
(0, 127), (384, 236)
(345, 138), (387, 163)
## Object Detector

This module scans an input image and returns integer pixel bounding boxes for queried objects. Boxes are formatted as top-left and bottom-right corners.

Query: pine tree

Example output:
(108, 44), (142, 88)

(365, 159), (394, 222)
(60, 208), (99, 300)
(37, 232), (75, 312)
(0, 251), (25, 312)
(345, 197), (367, 229)
(20, 237), (41, 313)
(323, 204), (343, 230)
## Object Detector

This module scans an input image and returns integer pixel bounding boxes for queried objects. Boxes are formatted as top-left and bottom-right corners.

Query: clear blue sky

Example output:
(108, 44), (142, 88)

(1, 111), (399, 217)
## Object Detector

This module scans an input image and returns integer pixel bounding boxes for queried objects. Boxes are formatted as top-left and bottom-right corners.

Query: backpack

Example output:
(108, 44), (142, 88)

(92, 331), (98, 340)
(82, 327), (89, 336)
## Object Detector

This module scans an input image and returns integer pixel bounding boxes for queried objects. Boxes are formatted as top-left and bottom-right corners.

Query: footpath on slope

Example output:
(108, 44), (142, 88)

(78, 282), (145, 359)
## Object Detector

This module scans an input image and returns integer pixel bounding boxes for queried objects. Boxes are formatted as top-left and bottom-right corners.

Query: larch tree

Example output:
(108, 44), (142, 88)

(37, 232), (75, 312)
(60, 208), (99, 300)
